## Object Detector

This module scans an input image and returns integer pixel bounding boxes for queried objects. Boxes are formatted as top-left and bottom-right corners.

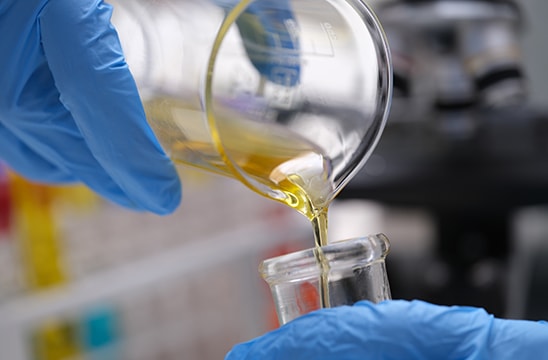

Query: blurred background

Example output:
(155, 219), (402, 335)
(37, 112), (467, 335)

(0, 167), (313, 360)
(2, 0), (548, 359)
(339, 0), (548, 320)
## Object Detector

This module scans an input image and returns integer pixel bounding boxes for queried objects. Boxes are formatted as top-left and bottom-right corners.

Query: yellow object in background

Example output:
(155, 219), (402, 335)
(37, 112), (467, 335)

(8, 174), (67, 290)
(50, 185), (100, 214)
(32, 320), (82, 360)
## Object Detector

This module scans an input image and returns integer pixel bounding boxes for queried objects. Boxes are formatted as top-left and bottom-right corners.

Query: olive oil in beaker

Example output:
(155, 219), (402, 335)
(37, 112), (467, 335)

(145, 96), (332, 306)
(146, 97), (332, 240)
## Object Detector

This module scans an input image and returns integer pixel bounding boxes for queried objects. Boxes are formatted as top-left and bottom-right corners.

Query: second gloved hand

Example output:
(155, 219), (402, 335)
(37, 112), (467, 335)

(214, 0), (300, 87)
(226, 300), (548, 360)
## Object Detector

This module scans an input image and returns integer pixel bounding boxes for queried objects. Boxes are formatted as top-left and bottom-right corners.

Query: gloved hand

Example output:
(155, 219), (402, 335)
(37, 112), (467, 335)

(0, 0), (181, 214)
(215, 0), (300, 87)
(226, 300), (548, 360)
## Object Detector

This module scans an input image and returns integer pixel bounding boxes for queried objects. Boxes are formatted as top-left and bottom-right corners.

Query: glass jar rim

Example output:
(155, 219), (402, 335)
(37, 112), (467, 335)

(260, 234), (390, 285)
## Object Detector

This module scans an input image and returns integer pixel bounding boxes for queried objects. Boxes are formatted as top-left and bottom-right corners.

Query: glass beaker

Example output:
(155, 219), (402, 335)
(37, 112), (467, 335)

(260, 234), (391, 325)
(110, 0), (392, 222)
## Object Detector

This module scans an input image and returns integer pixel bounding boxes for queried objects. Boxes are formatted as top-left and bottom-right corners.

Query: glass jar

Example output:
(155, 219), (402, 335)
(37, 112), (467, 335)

(260, 234), (391, 325)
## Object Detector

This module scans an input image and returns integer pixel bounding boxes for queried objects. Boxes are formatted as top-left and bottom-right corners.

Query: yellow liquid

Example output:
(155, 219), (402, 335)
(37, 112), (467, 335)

(146, 97), (333, 247)
(146, 96), (333, 307)
(147, 0), (332, 308)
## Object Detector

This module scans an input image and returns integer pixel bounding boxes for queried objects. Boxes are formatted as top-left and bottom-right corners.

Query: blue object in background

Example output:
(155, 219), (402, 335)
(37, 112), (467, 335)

(82, 305), (121, 359)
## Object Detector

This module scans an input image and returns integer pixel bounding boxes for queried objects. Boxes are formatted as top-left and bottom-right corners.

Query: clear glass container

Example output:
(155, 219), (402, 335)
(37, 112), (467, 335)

(260, 234), (391, 325)
(110, 0), (392, 219)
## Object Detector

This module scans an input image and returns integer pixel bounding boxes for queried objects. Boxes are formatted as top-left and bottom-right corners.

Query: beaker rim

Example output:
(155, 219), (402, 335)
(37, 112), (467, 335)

(260, 234), (390, 285)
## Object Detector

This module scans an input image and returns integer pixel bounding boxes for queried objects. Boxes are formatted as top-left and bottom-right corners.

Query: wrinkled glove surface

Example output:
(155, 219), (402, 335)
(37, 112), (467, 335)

(0, 0), (181, 214)
(226, 300), (548, 360)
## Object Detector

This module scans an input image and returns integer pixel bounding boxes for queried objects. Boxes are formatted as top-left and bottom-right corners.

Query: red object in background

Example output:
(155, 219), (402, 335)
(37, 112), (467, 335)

(297, 282), (320, 315)
(0, 166), (11, 235)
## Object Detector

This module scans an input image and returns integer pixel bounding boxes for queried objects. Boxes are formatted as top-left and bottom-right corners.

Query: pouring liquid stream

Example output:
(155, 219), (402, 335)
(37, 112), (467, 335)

(146, 97), (334, 307)
(111, 0), (390, 314)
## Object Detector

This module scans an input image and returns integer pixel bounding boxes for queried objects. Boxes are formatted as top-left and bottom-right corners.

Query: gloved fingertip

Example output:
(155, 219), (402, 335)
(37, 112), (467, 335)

(489, 317), (548, 358)
(151, 176), (182, 215)
(126, 168), (182, 215)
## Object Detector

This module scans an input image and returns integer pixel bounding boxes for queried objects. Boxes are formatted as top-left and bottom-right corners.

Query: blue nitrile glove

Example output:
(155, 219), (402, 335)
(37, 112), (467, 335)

(226, 300), (548, 360)
(0, 0), (181, 214)
(215, 0), (300, 87)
